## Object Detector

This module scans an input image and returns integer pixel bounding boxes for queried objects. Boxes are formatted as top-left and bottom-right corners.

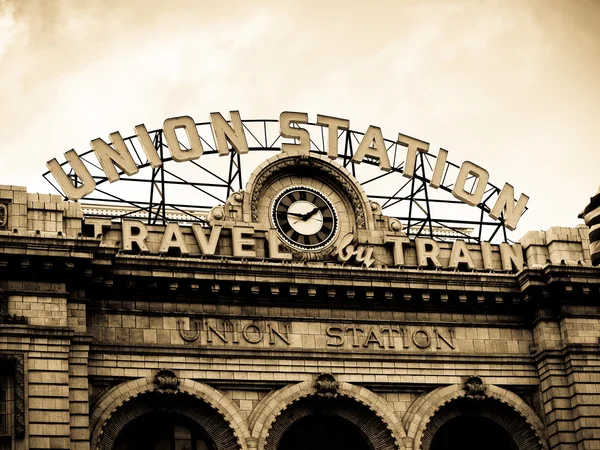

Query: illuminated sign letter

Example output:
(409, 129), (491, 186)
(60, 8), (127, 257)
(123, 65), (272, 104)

(316, 114), (350, 159)
(429, 148), (448, 188)
(352, 126), (391, 171)
(122, 220), (149, 252)
(448, 240), (475, 269)
(280, 112), (310, 154)
(84, 218), (112, 239)
(500, 243), (524, 271)
(385, 236), (410, 266)
(192, 224), (222, 256)
(159, 223), (189, 255)
(268, 229), (292, 260)
(210, 110), (249, 156)
(399, 134), (429, 178)
(415, 238), (442, 268)
(489, 183), (529, 231)
(480, 241), (495, 270)
(163, 116), (203, 162)
(91, 132), (139, 183)
(46, 150), (96, 200)
(452, 161), (489, 207)
(232, 226), (256, 258)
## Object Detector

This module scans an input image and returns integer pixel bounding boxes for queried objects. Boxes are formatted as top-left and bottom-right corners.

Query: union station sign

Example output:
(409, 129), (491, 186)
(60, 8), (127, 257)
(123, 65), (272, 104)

(46, 111), (529, 272)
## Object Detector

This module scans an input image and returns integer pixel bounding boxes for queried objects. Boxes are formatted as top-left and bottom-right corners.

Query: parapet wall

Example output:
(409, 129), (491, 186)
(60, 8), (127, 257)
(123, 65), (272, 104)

(0, 185), (83, 238)
(520, 226), (593, 267)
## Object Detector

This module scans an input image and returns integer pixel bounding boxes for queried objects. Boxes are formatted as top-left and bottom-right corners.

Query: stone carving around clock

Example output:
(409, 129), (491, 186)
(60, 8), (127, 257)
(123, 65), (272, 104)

(210, 152), (406, 262)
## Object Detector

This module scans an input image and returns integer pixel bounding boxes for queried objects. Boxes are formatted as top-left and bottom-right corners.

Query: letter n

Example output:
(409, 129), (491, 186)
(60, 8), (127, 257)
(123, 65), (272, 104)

(46, 150), (96, 200)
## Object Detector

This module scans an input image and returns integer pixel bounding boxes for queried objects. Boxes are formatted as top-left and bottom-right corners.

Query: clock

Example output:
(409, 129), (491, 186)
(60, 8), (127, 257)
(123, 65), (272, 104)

(271, 186), (339, 250)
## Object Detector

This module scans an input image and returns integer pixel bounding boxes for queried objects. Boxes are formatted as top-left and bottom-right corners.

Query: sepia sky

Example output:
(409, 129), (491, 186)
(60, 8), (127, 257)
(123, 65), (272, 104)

(0, 0), (599, 238)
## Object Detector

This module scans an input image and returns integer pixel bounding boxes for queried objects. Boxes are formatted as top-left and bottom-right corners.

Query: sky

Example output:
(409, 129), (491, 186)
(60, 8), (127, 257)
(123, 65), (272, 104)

(0, 0), (599, 239)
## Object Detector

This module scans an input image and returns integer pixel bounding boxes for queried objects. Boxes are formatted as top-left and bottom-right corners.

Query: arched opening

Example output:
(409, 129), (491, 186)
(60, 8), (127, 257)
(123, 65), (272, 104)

(277, 414), (372, 450)
(421, 398), (541, 450)
(96, 391), (240, 450)
(264, 396), (397, 450)
(114, 412), (214, 450)
(430, 415), (517, 450)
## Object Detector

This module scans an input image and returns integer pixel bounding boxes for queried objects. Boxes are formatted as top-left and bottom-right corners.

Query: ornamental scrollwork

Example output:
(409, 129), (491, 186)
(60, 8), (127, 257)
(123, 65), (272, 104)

(314, 373), (339, 399)
(250, 159), (298, 222)
(249, 157), (367, 229)
(230, 190), (244, 205)
(292, 250), (334, 262)
(464, 376), (486, 401)
(154, 369), (180, 392)
(13, 354), (25, 438)
(0, 353), (25, 438)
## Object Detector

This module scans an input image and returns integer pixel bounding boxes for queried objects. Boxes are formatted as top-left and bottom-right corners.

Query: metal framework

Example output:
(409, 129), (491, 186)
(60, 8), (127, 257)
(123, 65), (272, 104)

(42, 119), (525, 243)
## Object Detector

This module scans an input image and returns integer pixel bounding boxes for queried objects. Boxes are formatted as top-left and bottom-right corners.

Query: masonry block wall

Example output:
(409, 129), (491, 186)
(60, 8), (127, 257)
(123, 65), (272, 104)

(532, 304), (600, 450)
(0, 187), (92, 450)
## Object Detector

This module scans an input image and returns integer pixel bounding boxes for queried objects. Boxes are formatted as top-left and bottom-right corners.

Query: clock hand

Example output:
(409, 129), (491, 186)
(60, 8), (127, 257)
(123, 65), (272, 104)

(288, 208), (319, 221)
(301, 206), (320, 220)
(294, 216), (322, 224)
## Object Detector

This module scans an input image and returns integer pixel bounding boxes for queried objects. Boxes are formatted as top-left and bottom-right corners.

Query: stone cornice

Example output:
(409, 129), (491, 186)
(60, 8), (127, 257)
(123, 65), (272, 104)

(0, 233), (100, 257)
(112, 253), (520, 290)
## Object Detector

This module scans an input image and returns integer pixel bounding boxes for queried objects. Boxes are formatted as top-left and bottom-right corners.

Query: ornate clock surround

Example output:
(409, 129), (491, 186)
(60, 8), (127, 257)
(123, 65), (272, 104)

(244, 153), (374, 232)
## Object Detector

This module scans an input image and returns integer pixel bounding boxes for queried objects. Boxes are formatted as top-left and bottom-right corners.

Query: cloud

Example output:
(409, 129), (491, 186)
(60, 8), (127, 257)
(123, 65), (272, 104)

(0, 0), (599, 232)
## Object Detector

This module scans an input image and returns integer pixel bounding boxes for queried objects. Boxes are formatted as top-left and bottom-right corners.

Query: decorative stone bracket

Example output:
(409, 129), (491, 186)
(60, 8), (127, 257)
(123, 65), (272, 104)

(464, 376), (486, 401)
(154, 369), (179, 392)
(314, 373), (339, 399)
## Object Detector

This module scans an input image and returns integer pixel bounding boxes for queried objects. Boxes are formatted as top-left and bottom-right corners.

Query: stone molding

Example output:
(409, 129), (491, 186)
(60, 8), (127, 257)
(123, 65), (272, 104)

(248, 377), (406, 450)
(463, 375), (486, 400)
(89, 375), (251, 450)
(403, 381), (548, 450)
(313, 373), (339, 399)
(153, 369), (179, 392)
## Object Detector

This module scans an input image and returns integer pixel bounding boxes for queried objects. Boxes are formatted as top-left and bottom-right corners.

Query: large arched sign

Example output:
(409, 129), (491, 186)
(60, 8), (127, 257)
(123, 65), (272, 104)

(44, 111), (528, 243)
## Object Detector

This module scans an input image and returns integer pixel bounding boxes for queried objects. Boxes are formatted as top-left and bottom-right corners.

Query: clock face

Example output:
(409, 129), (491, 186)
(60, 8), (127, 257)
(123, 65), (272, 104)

(272, 186), (339, 250)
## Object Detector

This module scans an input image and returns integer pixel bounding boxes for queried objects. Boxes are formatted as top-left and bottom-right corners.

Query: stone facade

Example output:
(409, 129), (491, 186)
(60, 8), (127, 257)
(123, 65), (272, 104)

(0, 174), (599, 450)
